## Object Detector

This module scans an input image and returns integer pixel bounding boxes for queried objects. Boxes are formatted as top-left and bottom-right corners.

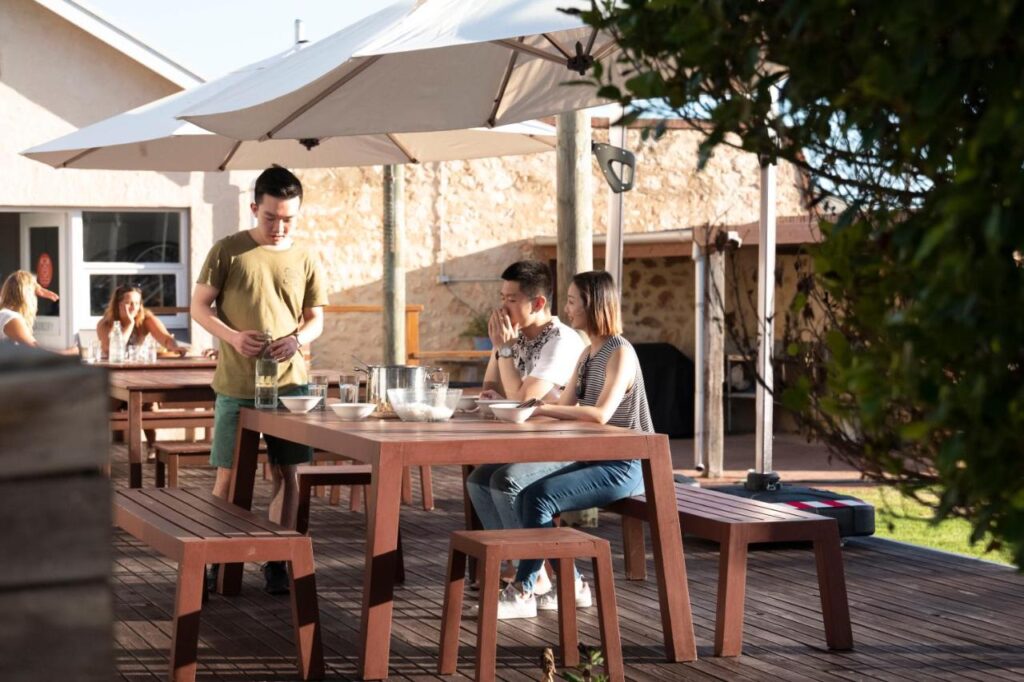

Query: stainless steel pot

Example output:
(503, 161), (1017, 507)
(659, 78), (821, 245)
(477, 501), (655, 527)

(360, 365), (427, 416)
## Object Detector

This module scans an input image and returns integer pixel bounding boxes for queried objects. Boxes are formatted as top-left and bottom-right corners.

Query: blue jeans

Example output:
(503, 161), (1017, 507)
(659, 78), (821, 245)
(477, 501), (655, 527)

(515, 459), (645, 591)
(465, 461), (578, 530)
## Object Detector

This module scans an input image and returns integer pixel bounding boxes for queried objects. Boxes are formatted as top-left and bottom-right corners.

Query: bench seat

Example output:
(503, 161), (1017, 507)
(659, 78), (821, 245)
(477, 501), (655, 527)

(113, 488), (324, 681)
(606, 484), (853, 657)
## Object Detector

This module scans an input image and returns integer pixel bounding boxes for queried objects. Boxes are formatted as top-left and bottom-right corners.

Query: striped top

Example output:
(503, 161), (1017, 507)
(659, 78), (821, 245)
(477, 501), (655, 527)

(577, 335), (654, 434)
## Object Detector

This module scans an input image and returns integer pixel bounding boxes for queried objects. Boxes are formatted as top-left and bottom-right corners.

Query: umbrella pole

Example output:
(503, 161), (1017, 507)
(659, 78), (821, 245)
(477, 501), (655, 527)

(383, 164), (406, 365)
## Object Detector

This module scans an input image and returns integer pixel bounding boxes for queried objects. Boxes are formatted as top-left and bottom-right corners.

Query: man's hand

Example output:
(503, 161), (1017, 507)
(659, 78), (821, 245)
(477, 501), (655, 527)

(232, 330), (267, 358)
(267, 334), (301, 362)
(488, 308), (518, 349)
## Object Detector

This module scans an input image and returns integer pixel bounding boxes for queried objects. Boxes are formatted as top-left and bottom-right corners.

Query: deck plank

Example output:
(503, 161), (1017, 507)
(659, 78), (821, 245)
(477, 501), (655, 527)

(107, 445), (1024, 681)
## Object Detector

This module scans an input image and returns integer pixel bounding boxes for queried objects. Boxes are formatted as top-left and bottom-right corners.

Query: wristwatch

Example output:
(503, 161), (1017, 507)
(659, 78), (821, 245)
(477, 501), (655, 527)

(496, 344), (514, 360)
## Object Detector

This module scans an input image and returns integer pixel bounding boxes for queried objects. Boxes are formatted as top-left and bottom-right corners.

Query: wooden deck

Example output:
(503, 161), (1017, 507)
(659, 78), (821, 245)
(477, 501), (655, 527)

(109, 446), (1024, 681)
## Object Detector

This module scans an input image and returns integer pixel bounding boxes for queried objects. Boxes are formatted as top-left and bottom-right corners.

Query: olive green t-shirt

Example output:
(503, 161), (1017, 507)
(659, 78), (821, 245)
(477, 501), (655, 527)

(197, 231), (328, 399)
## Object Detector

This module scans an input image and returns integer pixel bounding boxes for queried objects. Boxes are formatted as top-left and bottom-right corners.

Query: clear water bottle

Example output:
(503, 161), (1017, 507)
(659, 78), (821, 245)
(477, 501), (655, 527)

(254, 330), (278, 409)
(109, 321), (125, 363)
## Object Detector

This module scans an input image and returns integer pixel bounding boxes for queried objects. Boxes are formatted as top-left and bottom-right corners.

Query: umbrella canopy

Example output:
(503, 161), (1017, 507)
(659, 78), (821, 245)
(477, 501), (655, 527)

(179, 0), (621, 140)
(21, 2), (555, 171)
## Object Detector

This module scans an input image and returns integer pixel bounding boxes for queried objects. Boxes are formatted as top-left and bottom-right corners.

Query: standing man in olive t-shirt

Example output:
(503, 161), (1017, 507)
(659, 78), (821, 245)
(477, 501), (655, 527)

(191, 165), (327, 595)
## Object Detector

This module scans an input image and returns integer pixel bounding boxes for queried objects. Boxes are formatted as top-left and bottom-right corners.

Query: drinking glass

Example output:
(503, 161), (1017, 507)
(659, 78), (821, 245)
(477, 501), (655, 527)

(427, 367), (450, 391)
(309, 372), (329, 411)
(338, 373), (360, 403)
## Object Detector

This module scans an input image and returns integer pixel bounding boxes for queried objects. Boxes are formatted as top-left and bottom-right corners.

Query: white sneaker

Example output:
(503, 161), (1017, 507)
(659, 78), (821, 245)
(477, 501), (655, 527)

(537, 578), (592, 611)
(496, 583), (537, 620)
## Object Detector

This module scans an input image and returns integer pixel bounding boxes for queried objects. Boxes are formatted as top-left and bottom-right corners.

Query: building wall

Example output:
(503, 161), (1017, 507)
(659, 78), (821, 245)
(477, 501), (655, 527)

(298, 126), (810, 367)
(0, 0), (257, 347)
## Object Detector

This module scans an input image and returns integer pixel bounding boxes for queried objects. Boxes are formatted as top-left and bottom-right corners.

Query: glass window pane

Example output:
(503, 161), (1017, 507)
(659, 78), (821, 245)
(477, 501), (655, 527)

(89, 274), (178, 316)
(83, 212), (181, 263)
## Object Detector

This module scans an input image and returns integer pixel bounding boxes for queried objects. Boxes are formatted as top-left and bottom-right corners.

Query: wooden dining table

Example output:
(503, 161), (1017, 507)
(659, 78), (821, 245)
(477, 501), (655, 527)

(94, 356), (218, 370)
(222, 408), (698, 680)
(108, 368), (216, 488)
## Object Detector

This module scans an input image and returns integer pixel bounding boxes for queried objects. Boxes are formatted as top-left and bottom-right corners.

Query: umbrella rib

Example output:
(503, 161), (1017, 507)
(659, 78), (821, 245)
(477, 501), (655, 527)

(386, 134), (418, 164)
(593, 39), (620, 61)
(488, 40), (521, 128)
(491, 39), (565, 66)
(264, 55), (382, 141)
(62, 147), (100, 167)
(584, 28), (599, 55)
(541, 33), (573, 60)
(217, 141), (243, 171)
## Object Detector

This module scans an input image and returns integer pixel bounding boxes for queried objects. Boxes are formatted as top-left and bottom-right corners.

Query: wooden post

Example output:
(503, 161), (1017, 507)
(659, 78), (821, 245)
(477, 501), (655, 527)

(0, 346), (113, 680)
(382, 164), (406, 365)
(705, 242), (726, 478)
(556, 110), (593, 314)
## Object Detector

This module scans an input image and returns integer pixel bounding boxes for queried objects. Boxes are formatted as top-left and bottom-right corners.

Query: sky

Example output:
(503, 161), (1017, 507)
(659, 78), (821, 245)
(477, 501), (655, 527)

(84, 0), (397, 80)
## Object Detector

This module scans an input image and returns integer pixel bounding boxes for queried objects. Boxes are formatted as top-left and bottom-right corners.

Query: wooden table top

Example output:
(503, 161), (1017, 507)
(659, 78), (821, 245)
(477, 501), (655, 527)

(93, 357), (217, 370)
(109, 368), (216, 390)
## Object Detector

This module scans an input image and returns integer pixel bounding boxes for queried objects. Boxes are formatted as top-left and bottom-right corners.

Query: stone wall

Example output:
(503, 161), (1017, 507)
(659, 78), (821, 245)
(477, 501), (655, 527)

(296, 125), (810, 368)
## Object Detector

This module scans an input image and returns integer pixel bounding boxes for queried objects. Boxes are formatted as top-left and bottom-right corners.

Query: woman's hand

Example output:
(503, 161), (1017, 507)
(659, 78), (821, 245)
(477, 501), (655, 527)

(34, 285), (59, 302)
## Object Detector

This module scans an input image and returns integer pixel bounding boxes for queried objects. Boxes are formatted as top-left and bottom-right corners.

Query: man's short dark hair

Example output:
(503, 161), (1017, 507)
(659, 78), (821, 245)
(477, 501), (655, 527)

(501, 260), (553, 304)
(254, 164), (303, 206)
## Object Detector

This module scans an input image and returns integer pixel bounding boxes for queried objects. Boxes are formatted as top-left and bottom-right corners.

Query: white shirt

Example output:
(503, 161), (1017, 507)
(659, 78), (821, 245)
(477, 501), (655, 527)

(0, 309), (25, 342)
(511, 316), (586, 400)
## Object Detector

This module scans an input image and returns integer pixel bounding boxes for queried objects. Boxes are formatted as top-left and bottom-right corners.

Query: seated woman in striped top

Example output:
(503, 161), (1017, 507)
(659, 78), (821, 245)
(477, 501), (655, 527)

(495, 270), (654, 620)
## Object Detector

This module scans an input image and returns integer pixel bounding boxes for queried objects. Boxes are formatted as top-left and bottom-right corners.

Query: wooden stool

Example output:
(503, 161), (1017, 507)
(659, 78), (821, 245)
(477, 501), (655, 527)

(439, 528), (624, 682)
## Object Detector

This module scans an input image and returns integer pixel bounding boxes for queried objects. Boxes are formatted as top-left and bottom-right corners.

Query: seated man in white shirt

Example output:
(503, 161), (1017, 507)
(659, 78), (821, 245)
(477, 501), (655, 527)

(466, 260), (586, 605)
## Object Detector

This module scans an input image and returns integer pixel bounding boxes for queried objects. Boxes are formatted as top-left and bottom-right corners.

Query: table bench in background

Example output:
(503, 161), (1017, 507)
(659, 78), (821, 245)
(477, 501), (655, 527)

(606, 484), (853, 657)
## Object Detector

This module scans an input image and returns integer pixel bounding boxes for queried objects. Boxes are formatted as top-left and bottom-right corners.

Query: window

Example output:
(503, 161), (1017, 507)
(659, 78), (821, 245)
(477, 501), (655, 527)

(81, 211), (188, 333)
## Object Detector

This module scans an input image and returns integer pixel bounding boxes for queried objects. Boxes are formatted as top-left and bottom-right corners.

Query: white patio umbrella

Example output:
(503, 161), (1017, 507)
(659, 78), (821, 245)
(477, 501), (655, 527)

(22, 2), (556, 171)
(178, 0), (622, 139)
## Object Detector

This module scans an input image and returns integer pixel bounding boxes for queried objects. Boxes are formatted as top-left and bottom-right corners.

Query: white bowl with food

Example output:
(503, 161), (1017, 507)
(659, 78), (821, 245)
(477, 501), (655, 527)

(456, 394), (479, 411)
(328, 402), (376, 421)
(388, 388), (462, 422)
(488, 404), (538, 424)
(279, 395), (322, 413)
(475, 398), (517, 418)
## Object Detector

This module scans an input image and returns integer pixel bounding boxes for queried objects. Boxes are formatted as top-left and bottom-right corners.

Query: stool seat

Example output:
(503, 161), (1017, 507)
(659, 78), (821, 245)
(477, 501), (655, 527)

(439, 527), (624, 682)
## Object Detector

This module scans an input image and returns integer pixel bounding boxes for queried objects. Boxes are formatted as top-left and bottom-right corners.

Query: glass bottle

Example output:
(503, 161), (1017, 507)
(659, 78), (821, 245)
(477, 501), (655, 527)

(254, 330), (278, 408)
(109, 321), (124, 363)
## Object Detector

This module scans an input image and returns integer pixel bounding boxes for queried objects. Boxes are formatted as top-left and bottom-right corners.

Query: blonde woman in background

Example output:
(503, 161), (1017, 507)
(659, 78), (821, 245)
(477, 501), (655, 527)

(0, 270), (67, 349)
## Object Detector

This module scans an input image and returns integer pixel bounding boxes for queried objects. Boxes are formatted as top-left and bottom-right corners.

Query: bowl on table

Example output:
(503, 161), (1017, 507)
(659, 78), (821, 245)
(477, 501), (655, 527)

(329, 402), (376, 421)
(474, 398), (517, 418)
(387, 388), (462, 422)
(279, 395), (322, 413)
(488, 404), (538, 424)
(456, 395), (479, 411)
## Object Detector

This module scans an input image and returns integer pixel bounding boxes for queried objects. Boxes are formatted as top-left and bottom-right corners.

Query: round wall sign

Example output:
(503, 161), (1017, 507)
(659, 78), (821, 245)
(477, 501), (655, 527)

(36, 253), (54, 288)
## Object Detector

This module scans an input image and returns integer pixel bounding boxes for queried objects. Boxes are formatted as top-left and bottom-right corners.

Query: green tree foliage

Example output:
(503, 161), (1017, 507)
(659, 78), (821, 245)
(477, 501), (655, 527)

(577, 0), (1024, 566)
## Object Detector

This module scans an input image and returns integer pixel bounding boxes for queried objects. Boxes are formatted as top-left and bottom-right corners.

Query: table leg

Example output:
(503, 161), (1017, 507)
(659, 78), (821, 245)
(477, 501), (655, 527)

(127, 391), (144, 488)
(642, 439), (698, 662)
(221, 423), (262, 596)
(461, 465), (482, 583)
(358, 450), (403, 680)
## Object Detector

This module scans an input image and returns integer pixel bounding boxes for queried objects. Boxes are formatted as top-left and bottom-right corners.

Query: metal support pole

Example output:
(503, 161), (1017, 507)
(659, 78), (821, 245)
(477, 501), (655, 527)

(605, 104), (626, 291)
(753, 160), (776, 479)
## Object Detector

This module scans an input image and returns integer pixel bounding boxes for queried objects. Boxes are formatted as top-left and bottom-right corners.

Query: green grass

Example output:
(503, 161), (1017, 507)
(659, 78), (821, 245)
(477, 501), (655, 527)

(831, 486), (1017, 567)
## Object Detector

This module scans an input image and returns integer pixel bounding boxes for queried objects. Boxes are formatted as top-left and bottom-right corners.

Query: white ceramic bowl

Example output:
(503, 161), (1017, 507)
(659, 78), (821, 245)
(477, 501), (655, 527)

(279, 395), (322, 413)
(456, 395), (479, 411)
(475, 399), (517, 417)
(388, 388), (462, 422)
(329, 402), (375, 421)
(489, 404), (538, 424)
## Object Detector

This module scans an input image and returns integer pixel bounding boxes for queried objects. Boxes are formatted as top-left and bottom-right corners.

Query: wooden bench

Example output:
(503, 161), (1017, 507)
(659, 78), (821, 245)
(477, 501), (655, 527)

(154, 442), (347, 489)
(439, 528), (624, 682)
(109, 409), (214, 433)
(113, 488), (324, 681)
(606, 484), (853, 657)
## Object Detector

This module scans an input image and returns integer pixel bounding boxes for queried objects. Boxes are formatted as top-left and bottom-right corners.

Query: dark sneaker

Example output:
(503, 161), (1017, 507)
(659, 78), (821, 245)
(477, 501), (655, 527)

(263, 561), (290, 595)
